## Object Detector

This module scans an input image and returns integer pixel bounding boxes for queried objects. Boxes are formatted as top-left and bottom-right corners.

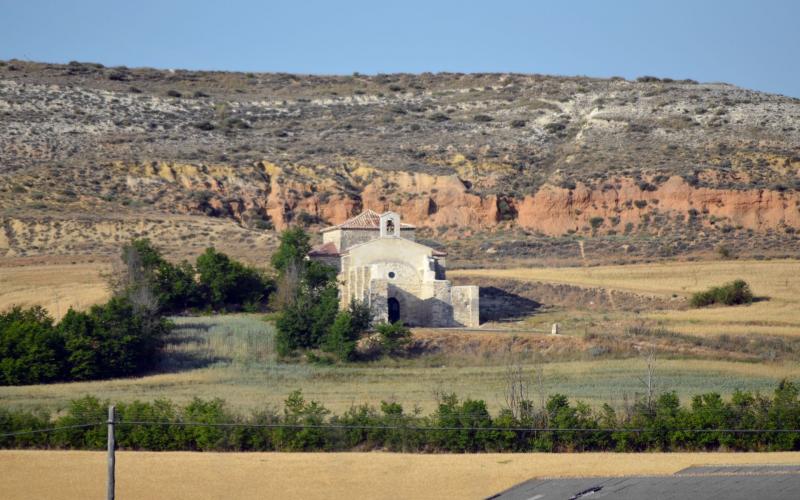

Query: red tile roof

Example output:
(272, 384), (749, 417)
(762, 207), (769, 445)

(321, 209), (415, 232)
(308, 241), (340, 257)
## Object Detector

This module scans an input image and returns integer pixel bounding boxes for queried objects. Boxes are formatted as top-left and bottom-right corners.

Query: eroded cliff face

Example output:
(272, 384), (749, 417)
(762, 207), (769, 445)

(515, 177), (800, 235)
(121, 160), (800, 236)
(2, 158), (798, 262)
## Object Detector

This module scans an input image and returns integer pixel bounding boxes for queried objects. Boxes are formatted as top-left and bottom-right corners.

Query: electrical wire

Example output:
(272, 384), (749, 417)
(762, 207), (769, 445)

(0, 422), (102, 438)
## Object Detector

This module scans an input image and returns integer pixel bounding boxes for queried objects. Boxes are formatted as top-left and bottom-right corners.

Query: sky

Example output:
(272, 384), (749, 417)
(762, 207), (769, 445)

(1, 0), (798, 97)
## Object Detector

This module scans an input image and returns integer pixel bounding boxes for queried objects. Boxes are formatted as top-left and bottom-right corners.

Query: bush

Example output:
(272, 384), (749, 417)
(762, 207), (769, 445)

(62, 297), (170, 380)
(322, 312), (358, 361)
(376, 321), (411, 357)
(193, 121), (215, 131)
(690, 280), (754, 308)
(716, 244), (733, 259)
(322, 301), (373, 361)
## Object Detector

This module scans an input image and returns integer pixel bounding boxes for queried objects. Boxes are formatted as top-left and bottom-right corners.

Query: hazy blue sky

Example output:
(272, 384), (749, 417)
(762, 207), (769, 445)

(1, 0), (798, 97)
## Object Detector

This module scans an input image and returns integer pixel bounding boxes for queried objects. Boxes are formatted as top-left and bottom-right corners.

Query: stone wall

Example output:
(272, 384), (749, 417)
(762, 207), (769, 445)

(368, 279), (389, 323)
(427, 281), (455, 327)
(451, 285), (480, 328)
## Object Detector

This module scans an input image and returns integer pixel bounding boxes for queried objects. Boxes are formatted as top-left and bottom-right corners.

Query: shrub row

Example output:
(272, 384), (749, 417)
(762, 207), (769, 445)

(2, 382), (800, 452)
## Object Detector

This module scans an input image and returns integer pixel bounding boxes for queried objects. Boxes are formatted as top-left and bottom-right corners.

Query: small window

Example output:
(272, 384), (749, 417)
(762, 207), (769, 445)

(388, 271), (396, 279)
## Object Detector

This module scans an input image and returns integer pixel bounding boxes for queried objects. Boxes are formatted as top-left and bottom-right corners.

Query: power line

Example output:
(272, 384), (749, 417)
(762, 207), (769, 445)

(3, 420), (799, 437)
(0, 422), (101, 438)
(112, 420), (800, 434)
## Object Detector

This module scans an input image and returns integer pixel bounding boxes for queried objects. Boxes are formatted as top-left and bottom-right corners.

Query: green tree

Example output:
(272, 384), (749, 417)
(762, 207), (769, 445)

(63, 297), (171, 379)
(59, 308), (100, 381)
(94, 297), (168, 376)
(0, 306), (65, 385)
(113, 239), (201, 313)
(303, 260), (337, 291)
(153, 260), (199, 311)
(348, 300), (373, 334)
(323, 312), (357, 361)
(275, 297), (315, 356)
(322, 301), (373, 361)
(273, 229), (341, 356)
(196, 247), (272, 310)
(271, 227), (311, 275)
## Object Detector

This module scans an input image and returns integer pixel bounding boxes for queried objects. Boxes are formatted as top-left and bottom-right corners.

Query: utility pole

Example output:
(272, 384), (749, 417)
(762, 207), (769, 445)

(107, 405), (116, 500)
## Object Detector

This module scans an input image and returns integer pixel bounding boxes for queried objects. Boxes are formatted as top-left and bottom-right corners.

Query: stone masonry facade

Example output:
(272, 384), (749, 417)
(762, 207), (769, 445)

(307, 209), (479, 327)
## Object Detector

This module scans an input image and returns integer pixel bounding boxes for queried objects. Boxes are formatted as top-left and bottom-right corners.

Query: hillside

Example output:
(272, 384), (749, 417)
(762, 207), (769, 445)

(1, 60), (799, 264)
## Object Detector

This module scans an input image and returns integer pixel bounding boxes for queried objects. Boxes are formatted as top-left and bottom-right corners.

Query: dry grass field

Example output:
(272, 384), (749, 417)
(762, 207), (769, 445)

(3, 450), (800, 500)
(2, 315), (799, 415)
(453, 259), (800, 338)
(1, 259), (799, 415)
(0, 262), (110, 320)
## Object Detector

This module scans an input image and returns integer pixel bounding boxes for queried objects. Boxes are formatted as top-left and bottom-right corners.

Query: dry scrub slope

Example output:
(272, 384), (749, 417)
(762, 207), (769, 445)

(1, 61), (799, 263)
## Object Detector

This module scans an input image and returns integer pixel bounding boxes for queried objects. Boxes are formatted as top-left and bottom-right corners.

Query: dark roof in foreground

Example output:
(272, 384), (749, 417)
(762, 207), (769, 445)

(491, 465), (800, 500)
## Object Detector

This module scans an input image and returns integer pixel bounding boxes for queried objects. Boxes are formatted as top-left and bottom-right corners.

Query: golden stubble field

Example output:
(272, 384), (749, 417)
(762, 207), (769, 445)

(0, 262), (110, 320)
(453, 259), (800, 338)
(3, 450), (800, 500)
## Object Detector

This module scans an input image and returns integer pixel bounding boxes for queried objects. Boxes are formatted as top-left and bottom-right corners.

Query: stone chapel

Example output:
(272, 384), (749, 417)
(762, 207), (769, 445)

(307, 209), (479, 327)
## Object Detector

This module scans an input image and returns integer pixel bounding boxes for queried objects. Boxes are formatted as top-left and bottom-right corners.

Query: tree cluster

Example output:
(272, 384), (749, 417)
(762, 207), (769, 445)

(272, 228), (410, 361)
(0, 238), (282, 386)
(0, 300), (170, 385)
(116, 239), (274, 313)
(3, 381), (800, 452)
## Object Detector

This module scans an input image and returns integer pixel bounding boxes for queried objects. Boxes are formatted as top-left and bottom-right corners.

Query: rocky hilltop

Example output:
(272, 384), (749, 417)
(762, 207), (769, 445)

(1, 60), (799, 264)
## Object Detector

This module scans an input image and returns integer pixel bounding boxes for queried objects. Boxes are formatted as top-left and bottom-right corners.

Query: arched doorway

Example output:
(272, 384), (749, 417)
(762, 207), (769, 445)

(387, 297), (400, 323)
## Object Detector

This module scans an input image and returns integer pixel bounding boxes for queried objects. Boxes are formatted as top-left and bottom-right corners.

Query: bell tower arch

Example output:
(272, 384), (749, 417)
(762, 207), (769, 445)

(379, 211), (401, 237)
